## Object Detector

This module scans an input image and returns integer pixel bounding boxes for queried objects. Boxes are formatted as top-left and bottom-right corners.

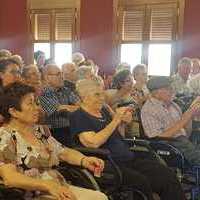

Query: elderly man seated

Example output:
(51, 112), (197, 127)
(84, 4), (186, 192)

(39, 64), (80, 145)
(70, 77), (184, 200)
(141, 76), (200, 165)
(171, 57), (192, 95)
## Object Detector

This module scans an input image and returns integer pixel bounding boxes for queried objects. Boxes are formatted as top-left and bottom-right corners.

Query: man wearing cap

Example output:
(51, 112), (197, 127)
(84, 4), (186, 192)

(141, 76), (200, 165)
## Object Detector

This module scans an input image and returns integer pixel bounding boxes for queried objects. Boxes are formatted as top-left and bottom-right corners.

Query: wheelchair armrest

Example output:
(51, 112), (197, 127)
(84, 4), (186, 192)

(73, 147), (123, 185)
(74, 147), (111, 159)
(124, 138), (150, 146)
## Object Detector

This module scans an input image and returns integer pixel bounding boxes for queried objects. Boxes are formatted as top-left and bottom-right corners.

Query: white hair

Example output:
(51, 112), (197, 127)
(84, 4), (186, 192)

(76, 77), (104, 97)
(72, 52), (85, 65)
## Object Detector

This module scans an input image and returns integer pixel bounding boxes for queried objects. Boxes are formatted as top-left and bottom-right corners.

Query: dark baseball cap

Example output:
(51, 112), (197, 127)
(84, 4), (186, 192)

(147, 76), (172, 92)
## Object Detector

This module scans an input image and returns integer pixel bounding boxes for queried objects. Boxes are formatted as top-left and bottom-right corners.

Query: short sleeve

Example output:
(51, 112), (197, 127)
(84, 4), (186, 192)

(47, 136), (65, 155)
(0, 128), (16, 164)
(69, 110), (95, 145)
(70, 111), (94, 135)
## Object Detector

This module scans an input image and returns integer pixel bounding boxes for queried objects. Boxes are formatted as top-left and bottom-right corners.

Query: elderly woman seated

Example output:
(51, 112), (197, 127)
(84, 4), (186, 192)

(105, 70), (141, 137)
(132, 64), (149, 107)
(70, 78), (185, 200)
(0, 82), (108, 200)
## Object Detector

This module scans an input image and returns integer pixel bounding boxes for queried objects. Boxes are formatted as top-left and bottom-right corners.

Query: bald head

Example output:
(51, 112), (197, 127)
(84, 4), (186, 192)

(62, 62), (77, 82)
(43, 64), (63, 88)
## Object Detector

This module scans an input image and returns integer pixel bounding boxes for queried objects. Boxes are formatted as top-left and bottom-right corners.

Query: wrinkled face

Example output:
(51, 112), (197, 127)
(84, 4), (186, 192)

(83, 85), (105, 109)
(134, 68), (148, 84)
(25, 66), (41, 87)
(121, 74), (134, 90)
(178, 63), (191, 80)
(62, 64), (77, 82)
(1, 64), (21, 86)
(11, 93), (40, 125)
(46, 66), (63, 88)
(156, 86), (174, 104)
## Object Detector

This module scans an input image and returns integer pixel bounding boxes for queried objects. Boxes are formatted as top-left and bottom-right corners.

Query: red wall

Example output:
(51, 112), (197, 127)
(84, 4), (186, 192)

(1, 0), (200, 72)
(181, 0), (200, 58)
(0, 0), (31, 63)
(79, 0), (115, 74)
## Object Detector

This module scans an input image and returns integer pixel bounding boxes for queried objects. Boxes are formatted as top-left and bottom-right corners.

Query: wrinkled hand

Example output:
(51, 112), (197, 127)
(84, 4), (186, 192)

(47, 182), (77, 200)
(115, 107), (133, 123)
(81, 156), (104, 173)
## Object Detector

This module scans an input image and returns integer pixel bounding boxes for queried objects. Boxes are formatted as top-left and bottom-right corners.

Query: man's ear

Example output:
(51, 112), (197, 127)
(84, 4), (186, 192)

(8, 107), (19, 118)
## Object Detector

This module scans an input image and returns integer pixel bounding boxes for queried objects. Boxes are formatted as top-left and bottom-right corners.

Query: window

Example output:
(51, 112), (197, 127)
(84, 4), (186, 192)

(118, 0), (184, 76)
(30, 8), (78, 67)
(121, 44), (142, 68)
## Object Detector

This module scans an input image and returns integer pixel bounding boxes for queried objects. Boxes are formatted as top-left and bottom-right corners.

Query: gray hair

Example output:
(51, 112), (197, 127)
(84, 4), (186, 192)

(77, 65), (93, 80)
(178, 57), (192, 68)
(0, 49), (12, 58)
(76, 76), (104, 97)
(72, 52), (85, 65)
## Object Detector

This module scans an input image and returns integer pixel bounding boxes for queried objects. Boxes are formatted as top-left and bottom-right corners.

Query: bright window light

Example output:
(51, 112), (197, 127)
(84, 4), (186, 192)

(148, 44), (172, 76)
(55, 43), (72, 67)
(34, 43), (50, 59)
(121, 44), (142, 71)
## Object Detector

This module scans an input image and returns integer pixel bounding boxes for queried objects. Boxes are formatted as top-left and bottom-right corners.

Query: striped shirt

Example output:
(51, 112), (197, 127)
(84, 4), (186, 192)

(39, 86), (79, 128)
(141, 97), (187, 138)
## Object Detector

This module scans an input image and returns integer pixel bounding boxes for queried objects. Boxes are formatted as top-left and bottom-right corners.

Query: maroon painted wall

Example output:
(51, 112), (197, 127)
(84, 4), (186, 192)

(79, 0), (115, 74)
(181, 0), (200, 58)
(1, 0), (200, 72)
(0, 0), (31, 63)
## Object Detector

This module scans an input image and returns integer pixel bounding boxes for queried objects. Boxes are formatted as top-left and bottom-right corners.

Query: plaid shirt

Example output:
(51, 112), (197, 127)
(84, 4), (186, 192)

(141, 97), (187, 138)
(39, 86), (80, 128)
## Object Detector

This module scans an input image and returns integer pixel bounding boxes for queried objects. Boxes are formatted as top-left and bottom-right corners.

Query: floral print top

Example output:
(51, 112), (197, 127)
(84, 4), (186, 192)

(0, 126), (66, 185)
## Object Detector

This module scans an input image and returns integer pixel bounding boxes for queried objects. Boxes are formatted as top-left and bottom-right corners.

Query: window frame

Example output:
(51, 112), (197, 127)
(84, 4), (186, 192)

(115, 0), (185, 75)
(28, 0), (80, 63)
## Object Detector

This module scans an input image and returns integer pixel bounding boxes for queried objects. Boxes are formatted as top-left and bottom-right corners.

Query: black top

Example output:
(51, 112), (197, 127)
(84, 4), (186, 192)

(69, 107), (134, 163)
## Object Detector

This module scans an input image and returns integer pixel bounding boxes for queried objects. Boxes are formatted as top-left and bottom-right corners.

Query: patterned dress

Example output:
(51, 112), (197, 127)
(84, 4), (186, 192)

(0, 126), (67, 199)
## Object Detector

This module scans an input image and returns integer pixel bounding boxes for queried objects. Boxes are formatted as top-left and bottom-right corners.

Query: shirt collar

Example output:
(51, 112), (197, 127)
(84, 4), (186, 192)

(149, 97), (173, 109)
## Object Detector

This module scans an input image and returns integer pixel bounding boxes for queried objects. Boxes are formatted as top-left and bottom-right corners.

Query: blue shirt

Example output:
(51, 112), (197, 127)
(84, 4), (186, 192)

(70, 107), (134, 163)
(39, 86), (79, 128)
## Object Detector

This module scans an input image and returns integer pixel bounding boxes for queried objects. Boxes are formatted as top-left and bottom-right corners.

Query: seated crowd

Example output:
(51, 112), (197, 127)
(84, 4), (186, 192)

(0, 48), (199, 200)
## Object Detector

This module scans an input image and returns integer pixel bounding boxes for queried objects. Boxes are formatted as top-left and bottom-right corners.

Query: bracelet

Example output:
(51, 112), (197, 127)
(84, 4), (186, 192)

(80, 156), (87, 167)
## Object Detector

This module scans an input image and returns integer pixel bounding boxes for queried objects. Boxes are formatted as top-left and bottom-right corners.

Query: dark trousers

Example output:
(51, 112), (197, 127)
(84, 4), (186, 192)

(113, 158), (185, 200)
(50, 127), (71, 147)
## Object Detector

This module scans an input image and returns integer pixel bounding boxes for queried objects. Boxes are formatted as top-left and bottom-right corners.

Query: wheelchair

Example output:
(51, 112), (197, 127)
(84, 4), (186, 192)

(116, 96), (200, 199)
(58, 147), (148, 200)
(130, 125), (200, 199)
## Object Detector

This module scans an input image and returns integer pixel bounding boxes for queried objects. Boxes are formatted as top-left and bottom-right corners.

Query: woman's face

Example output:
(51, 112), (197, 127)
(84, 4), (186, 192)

(1, 64), (21, 86)
(12, 93), (40, 125)
(25, 66), (41, 87)
(121, 75), (134, 90)
(83, 86), (105, 109)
